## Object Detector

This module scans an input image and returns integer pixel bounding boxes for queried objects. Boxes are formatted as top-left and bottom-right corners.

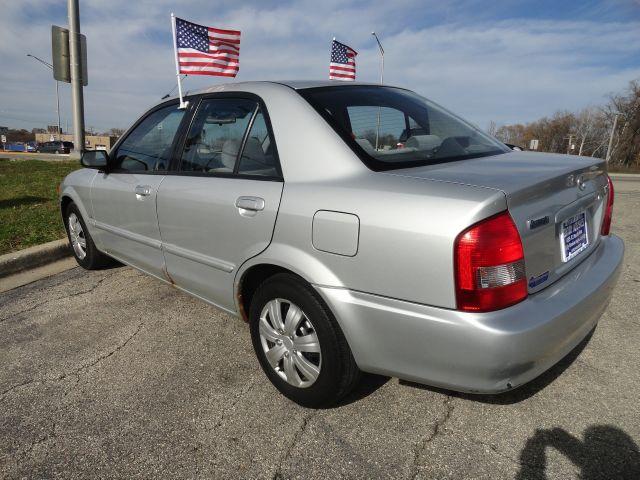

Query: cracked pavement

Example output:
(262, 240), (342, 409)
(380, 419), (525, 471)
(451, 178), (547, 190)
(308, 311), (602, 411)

(1, 177), (639, 479)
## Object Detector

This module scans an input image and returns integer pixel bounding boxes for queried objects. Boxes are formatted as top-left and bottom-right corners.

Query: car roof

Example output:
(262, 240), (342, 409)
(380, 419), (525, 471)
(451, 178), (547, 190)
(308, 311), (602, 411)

(186, 80), (385, 97)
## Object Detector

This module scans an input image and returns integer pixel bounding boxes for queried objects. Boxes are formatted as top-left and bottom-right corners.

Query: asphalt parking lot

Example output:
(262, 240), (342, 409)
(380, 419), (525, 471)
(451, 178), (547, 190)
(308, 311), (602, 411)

(1, 177), (639, 479)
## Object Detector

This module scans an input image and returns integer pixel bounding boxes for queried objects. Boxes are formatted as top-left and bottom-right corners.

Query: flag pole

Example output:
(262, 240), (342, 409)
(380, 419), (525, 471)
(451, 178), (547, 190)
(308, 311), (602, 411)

(171, 12), (188, 109)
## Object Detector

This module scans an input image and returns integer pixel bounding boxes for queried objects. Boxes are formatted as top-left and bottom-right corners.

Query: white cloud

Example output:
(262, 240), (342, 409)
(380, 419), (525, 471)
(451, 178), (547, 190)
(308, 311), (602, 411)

(0, 1), (638, 131)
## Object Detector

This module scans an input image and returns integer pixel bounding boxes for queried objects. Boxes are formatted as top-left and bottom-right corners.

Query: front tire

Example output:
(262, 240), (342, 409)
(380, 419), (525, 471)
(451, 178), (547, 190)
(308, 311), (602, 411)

(65, 203), (113, 269)
(249, 273), (360, 407)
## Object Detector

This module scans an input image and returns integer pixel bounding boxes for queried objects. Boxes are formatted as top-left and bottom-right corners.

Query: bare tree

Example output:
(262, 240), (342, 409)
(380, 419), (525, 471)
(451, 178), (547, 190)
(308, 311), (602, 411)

(487, 120), (498, 137)
(607, 80), (640, 167)
(573, 107), (609, 157)
(492, 78), (640, 165)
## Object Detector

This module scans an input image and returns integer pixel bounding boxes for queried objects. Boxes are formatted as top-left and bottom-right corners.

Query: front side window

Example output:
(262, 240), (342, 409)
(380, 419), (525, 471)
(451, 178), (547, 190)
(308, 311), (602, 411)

(180, 98), (255, 173)
(113, 103), (186, 172)
(300, 86), (509, 171)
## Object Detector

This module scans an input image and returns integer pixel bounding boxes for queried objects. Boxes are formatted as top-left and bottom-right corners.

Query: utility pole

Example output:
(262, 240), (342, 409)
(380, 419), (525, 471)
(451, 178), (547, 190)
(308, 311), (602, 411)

(605, 112), (621, 163)
(26, 54), (61, 140)
(67, 0), (85, 158)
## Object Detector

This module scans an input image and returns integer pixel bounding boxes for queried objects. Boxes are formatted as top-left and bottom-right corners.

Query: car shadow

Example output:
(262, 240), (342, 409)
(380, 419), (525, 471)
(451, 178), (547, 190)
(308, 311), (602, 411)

(399, 327), (595, 405)
(325, 372), (390, 408)
(0, 195), (49, 209)
(516, 425), (640, 479)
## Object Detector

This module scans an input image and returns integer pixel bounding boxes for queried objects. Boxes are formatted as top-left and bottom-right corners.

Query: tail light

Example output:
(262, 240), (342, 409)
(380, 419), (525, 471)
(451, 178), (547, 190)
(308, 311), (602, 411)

(600, 174), (614, 236)
(455, 211), (527, 312)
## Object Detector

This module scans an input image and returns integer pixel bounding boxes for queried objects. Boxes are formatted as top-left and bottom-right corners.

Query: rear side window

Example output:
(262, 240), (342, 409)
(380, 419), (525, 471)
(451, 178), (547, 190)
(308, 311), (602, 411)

(180, 98), (255, 173)
(179, 98), (280, 178)
(300, 86), (509, 171)
(236, 108), (279, 177)
(113, 103), (186, 172)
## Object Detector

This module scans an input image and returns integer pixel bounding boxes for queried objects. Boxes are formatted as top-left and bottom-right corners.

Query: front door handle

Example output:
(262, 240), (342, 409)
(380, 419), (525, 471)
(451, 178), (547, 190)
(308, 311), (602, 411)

(236, 196), (265, 212)
(135, 185), (152, 197)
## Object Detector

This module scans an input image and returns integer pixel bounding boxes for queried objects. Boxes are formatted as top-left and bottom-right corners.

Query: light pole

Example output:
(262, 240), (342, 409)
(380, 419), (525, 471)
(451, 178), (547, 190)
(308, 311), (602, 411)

(605, 112), (622, 163)
(371, 32), (384, 151)
(26, 54), (62, 140)
(68, 0), (86, 158)
(371, 32), (384, 84)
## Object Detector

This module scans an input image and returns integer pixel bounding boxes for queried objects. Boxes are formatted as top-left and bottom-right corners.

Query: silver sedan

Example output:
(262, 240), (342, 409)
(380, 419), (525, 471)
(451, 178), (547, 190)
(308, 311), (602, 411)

(60, 81), (624, 407)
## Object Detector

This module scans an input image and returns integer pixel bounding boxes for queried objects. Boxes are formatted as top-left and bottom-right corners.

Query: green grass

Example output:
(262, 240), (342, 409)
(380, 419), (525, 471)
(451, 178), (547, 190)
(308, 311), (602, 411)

(0, 158), (80, 255)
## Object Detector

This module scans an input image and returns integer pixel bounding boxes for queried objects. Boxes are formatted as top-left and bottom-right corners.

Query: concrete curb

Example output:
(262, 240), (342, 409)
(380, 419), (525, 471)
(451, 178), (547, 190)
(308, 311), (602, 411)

(0, 239), (71, 278)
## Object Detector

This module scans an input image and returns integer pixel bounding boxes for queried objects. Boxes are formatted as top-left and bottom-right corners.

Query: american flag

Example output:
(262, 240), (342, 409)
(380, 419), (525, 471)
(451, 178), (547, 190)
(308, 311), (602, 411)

(329, 39), (357, 81)
(175, 17), (240, 77)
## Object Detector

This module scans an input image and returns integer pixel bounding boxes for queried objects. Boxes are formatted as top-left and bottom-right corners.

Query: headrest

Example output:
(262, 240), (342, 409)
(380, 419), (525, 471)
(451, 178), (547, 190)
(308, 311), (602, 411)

(405, 134), (442, 150)
(221, 139), (240, 169)
(355, 138), (375, 153)
(242, 137), (266, 162)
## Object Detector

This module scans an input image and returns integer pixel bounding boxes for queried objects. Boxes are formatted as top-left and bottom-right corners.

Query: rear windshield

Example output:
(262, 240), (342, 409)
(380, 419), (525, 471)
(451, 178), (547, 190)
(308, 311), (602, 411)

(299, 85), (509, 171)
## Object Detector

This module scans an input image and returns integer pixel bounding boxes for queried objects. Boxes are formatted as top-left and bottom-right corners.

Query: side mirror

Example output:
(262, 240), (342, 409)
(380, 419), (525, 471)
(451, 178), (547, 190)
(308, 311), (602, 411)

(81, 150), (109, 169)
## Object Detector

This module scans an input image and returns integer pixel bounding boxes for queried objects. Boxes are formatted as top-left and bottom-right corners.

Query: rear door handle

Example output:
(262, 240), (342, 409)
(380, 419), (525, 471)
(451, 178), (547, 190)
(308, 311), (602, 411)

(236, 196), (265, 212)
(135, 185), (152, 197)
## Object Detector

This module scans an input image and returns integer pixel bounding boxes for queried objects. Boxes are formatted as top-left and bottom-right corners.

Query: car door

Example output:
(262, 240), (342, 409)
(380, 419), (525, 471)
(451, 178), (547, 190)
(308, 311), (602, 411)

(157, 95), (284, 312)
(90, 101), (188, 278)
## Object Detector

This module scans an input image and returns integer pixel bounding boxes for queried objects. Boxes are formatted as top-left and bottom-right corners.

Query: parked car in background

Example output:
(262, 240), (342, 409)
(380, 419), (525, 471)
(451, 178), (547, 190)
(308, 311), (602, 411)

(60, 81), (623, 407)
(4, 142), (28, 152)
(37, 141), (74, 154)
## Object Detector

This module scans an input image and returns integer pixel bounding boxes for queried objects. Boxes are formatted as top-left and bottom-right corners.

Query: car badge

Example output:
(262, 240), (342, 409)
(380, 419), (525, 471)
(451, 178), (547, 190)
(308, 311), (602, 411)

(528, 215), (550, 230)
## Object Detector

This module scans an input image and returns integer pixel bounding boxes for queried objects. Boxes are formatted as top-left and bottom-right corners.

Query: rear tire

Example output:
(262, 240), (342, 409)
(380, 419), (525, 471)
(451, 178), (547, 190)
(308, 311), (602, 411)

(64, 202), (113, 269)
(249, 273), (360, 407)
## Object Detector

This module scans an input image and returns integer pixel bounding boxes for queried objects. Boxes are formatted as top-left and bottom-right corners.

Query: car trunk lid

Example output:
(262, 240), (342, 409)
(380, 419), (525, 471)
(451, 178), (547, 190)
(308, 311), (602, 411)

(386, 151), (609, 293)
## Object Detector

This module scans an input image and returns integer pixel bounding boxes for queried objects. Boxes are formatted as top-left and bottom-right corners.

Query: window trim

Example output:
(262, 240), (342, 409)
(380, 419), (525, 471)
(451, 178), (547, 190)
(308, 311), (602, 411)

(107, 97), (196, 175)
(173, 91), (283, 182)
(234, 103), (260, 174)
(298, 85), (509, 172)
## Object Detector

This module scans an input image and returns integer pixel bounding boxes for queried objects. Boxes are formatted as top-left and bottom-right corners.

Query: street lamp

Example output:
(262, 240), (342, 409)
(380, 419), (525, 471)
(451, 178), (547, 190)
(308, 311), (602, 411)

(371, 32), (384, 84)
(371, 32), (385, 151)
(26, 53), (62, 141)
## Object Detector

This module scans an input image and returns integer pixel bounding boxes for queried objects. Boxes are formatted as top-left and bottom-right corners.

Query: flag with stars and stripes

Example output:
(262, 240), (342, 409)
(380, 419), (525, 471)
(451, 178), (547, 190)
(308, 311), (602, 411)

(175, 17), (240, 77)
(329, 39), (357, 81)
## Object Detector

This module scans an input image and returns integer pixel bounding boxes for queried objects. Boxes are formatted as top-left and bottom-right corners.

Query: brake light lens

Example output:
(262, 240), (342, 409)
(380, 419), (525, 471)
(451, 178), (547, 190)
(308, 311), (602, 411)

(455, 211), (527, 312)
(601, 174), (614, 236)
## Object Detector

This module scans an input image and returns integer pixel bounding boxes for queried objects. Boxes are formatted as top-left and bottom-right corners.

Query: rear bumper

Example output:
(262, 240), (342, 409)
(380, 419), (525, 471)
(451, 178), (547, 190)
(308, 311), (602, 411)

(316, 234), (624, 393)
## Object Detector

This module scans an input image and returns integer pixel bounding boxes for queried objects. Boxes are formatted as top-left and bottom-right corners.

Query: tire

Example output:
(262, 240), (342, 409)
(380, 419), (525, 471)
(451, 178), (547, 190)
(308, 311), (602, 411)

(64, 202), (113, 269)
(249, 273), (360, 407)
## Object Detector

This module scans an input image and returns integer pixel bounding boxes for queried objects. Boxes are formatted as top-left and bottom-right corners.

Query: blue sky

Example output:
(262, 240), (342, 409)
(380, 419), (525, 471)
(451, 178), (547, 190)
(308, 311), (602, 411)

(1, 0), (639, 133)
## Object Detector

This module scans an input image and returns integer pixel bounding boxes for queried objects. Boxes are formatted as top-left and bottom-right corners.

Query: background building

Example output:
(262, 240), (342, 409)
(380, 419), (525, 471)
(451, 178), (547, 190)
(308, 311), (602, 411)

(34, 132), (119, 151)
